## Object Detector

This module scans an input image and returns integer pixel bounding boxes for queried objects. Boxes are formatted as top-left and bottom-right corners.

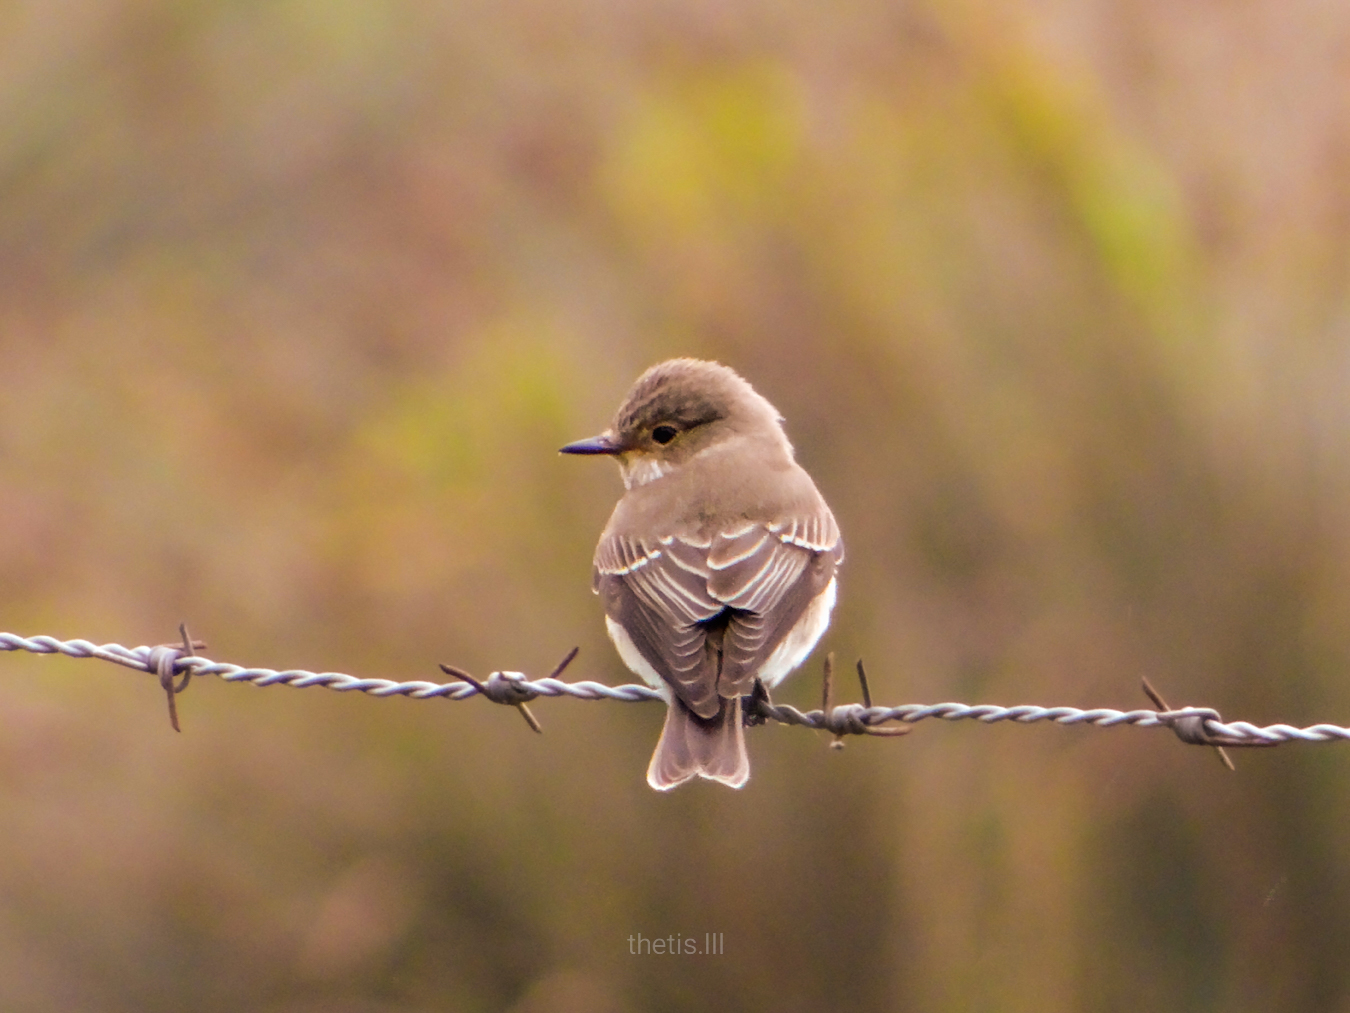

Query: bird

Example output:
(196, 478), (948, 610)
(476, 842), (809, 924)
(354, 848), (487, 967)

(560, 359), (843, 790)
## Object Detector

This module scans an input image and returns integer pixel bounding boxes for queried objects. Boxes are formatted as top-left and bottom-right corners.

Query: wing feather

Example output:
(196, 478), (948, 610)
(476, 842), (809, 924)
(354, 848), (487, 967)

(596, 513), (842, 716)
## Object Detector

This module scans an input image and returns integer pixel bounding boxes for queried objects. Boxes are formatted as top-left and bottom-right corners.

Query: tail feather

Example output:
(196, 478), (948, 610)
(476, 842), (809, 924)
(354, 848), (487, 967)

(646, 696), (749, 791)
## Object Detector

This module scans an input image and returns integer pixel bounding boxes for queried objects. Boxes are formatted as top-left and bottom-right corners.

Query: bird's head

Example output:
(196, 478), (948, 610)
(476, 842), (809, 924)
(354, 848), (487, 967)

(560, 359), (789, 489)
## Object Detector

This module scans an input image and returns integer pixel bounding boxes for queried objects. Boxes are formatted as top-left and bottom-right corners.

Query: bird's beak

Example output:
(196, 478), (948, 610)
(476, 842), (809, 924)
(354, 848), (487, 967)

(559, 432), (623, 455)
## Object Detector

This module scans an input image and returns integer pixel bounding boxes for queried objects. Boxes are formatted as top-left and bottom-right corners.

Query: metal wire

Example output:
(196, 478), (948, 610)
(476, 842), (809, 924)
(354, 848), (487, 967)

(0, 633), (664, 702)
(4, 631), (1350, 748)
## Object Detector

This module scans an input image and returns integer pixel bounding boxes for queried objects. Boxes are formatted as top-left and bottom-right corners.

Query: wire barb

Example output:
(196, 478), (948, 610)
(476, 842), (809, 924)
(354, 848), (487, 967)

(1141, 676), (1276, 769)
(817, 653), (911, 750)
(4, 632), (1350, 755)
(152, 621), (204, 732)
(856, 659), (874, 708)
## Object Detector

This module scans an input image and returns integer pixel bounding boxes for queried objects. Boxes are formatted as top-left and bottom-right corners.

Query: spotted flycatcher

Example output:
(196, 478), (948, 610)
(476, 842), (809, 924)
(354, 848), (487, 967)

(562, 359), (842, 789)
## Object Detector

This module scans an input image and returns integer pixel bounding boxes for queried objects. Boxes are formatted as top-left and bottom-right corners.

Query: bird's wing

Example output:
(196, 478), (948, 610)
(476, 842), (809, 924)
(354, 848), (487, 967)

(595, 533), (721, 716)
(706, 515), (841, 696)
(595, 512), (842, 717)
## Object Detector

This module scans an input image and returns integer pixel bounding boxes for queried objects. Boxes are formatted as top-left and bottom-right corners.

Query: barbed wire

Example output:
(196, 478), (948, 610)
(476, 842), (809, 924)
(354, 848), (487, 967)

(4, 631), (1350, 762)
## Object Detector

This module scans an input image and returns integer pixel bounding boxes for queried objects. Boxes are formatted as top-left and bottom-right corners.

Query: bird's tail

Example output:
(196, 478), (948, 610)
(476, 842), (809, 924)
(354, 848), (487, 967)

(646, 696), (750, 791)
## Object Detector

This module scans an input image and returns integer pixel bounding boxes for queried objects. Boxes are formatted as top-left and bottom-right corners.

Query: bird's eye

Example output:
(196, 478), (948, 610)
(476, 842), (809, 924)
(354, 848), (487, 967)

(651, 425), (678, 445)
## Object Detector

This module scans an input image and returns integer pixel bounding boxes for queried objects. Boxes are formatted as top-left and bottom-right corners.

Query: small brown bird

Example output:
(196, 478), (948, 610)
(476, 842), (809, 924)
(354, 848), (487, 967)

(561, 359), (843, 789)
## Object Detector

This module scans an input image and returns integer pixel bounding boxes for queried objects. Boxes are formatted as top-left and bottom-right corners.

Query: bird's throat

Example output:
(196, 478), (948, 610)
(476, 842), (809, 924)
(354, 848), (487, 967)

(620, 454), (671, 490)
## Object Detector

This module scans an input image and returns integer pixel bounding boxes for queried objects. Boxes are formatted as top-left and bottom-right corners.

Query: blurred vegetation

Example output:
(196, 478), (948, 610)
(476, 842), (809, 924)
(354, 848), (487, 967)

(3, 1), (1350, 1010)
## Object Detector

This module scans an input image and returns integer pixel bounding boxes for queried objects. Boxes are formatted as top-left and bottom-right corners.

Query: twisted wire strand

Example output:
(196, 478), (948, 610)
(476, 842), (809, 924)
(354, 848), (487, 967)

(0, 633), (665, 703)
(4, 632), (1350, 745)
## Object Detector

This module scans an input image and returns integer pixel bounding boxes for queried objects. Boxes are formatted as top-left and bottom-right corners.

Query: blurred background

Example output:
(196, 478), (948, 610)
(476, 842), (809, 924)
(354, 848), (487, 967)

(3, 0), (1350, 1009)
